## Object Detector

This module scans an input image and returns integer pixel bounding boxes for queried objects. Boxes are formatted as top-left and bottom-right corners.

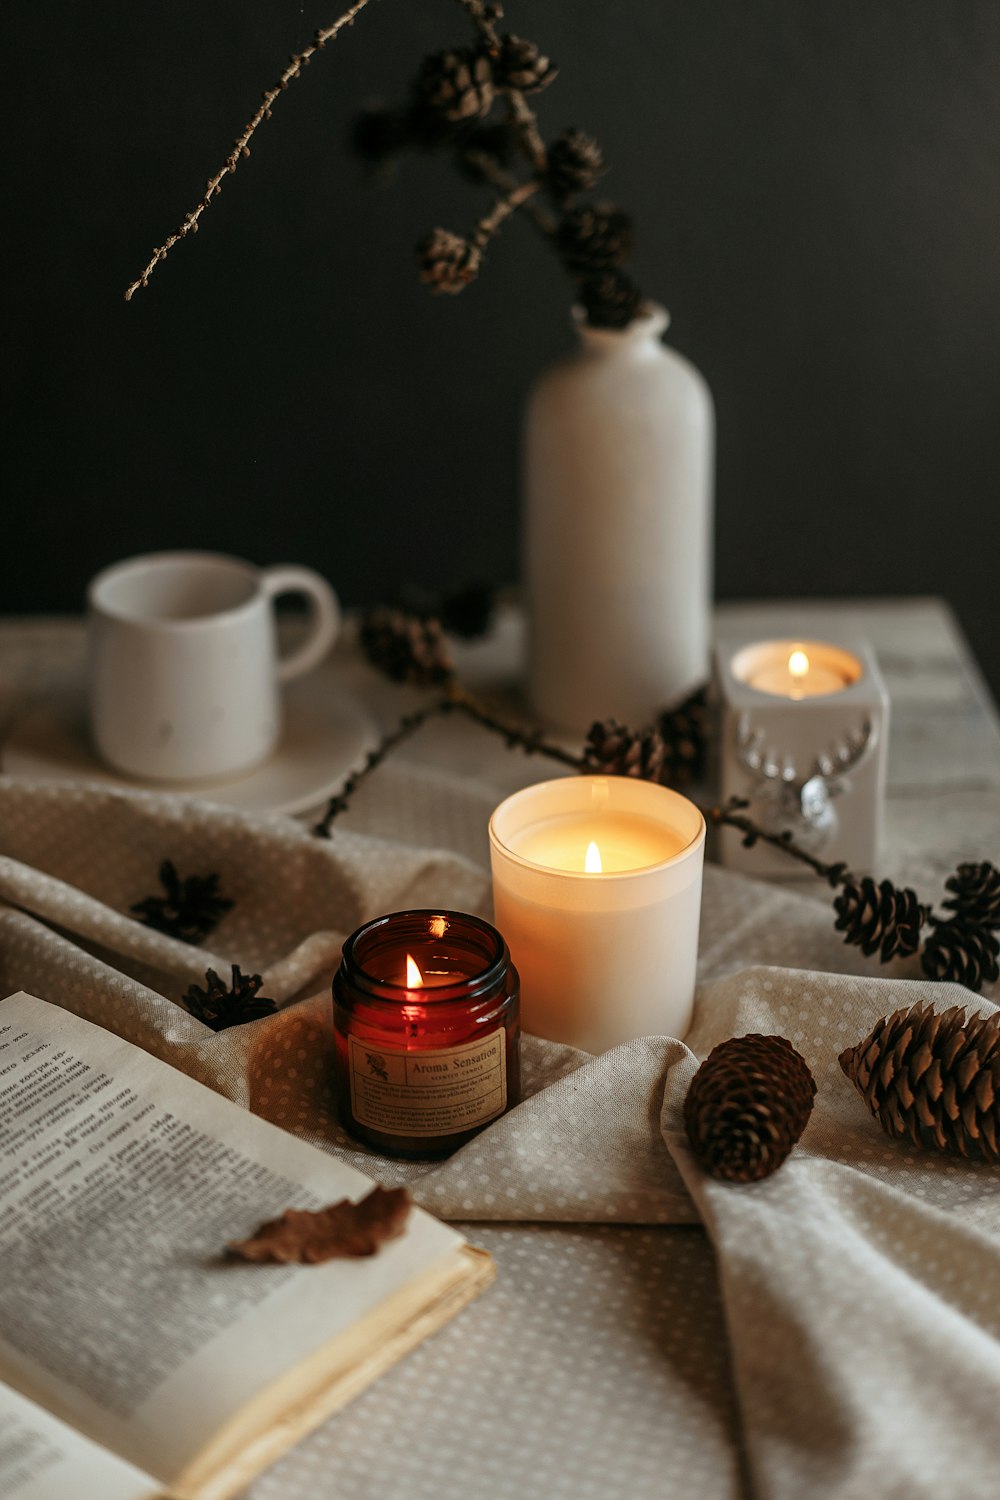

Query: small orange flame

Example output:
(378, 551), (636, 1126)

(585, 840), (603, 874)
(788, 649), (809, 679)
(428, 914), (448, 938)
(405, 953), (424, 988)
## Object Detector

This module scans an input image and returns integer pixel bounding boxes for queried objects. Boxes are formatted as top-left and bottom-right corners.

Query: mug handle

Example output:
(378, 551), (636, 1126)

(261, 566), (341, 682)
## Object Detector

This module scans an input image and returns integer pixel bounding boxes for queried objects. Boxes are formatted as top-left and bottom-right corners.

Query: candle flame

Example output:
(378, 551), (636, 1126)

(585, 840), (603, 874)
(788, 649), (809, 679)
(405, 953), (424, 988)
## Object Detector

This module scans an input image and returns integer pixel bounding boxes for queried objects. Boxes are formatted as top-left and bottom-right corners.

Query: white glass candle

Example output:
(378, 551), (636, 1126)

(489, 777), (705, 1053)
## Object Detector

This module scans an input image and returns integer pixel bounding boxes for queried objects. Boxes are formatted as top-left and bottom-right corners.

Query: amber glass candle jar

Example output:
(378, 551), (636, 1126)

(332, 910), (520, 1158)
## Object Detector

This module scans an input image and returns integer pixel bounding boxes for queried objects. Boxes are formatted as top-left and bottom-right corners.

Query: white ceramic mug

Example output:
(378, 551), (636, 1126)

(87, 551), (341, 781)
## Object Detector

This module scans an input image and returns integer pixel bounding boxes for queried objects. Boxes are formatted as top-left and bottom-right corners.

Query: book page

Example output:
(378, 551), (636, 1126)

(0, 993), (465, 1487)
(0, 1384), (157, 1500)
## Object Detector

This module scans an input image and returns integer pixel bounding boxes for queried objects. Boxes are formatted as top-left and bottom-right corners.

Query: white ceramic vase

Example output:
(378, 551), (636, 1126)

(523, 304), (714, 731)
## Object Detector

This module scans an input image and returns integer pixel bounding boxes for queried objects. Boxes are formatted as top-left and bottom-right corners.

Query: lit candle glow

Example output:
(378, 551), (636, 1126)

(737, 641), (858, 699)
(489, 777), (706, 1052)
(405, 953), (423, 988)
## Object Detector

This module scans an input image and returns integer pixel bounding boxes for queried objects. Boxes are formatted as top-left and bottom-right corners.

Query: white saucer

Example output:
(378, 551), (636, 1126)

(2, 679), (378, 817)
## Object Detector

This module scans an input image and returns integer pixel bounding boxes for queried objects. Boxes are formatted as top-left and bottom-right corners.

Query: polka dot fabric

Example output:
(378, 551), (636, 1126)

(4, 774), (1000, 1496)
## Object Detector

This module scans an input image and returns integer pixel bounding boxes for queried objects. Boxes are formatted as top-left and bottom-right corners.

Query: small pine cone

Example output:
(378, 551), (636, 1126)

(416, 229), (482, 295)
(546, 129), (605, 197)
(583, 719), (666, 782)
(833, 876), (925, 963)
(656, 686), (710, 790)
(359, 608), (454, 687)
(921, 919), (1000, 991)
(495, 35), (558, 94)
(684, 1034), (816, 1183)
(417, 48), (494, 124)
(577, 269), (644, 330)
(556, 205), (633, 277)
(840, 1002), (1000, 1158)
(942, 862), (1000, 929)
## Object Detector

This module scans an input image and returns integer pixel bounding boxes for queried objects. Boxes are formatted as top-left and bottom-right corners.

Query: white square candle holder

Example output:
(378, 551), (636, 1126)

(714, 636), (889, 878)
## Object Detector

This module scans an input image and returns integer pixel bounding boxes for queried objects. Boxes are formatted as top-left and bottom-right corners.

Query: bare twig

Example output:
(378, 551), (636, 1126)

(125, 0), (375, 301)
(470, 178), (542, 248)
(446, 684), (584, 769)
(706, 799), (850, 885)
(313, 697), (453, 836)
(460, 148), (556, 237)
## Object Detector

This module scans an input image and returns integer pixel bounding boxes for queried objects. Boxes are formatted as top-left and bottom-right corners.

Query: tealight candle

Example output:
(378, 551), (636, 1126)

(733, 639), (861, 699)
(332, 910), (520, 1157)
(489, 777), (705, 1053)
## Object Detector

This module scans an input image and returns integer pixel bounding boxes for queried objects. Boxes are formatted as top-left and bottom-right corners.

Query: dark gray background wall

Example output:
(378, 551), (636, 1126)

(4, 2), (1000, 693)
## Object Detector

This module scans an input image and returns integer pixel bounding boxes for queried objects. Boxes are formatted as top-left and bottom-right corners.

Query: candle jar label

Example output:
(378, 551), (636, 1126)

(347, 1030), (507, 1139)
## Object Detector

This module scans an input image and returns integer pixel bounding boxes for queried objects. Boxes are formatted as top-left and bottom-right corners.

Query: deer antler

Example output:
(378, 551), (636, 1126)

(737, 716), (875, 787)
(813, 720), (874, 781)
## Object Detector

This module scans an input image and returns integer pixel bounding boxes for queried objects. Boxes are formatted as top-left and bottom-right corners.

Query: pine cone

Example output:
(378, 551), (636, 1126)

(416, 229), (482, 295)
(684, 1034), (816, 1182)
(546, 129), (605, 197)
(583, 719), (666, 782)
(556, 205), (633, 278)
(131, 860), (233, 945)
(417, 48), (494, 124)
(495, 35), (558, 94)
(921, 919), (1000, 991)
(183, 966), (277, 1032)
(840, 1002), (1000, 1159)
(833, 876), (926, 963)
(942, 862), (1000, 929)
(577, 269), (644, 330)
(656, 686), (710, 790)
(359, 608), (454, 687)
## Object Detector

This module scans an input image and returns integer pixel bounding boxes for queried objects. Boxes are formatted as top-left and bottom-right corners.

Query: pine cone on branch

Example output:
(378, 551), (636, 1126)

(546, 129), (605, 197)
(495, 35), (557, 94)
(577, 269), (644, 330)
(359, 608), (454, 687)
(416, 229), (482, 294)
(656, 686), (710, 791)
(840, 1001), (1000, 1159)
(583, 719), (666, 782)
(556, 205), (633, 277)
(684, 1034), (816, 1182)
(833, 876), (926, 963)
(942, 862), (1000, 929)
(417, 48), (495, 124)
(921, 919), (1000, 991)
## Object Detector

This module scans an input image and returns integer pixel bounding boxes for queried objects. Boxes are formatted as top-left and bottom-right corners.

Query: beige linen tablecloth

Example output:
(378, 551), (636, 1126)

(2, 747), (1000, 1500)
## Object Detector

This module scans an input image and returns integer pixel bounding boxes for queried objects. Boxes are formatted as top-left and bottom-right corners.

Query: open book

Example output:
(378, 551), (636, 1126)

(0, 992), (493, 1500)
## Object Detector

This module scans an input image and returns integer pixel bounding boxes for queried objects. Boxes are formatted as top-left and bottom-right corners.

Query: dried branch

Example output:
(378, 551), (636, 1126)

(456, 0), (547, 171)
(459, 148), (556, 236)
(470, 177), (542, 248)
(125, 0), (375, 300)
(313, 697), (454, 836)
(708, 798), (850, 886)
(446, 684), (583, 769)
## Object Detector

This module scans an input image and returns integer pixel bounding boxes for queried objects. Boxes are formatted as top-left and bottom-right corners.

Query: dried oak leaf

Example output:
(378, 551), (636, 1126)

(227, 1185), (412, 1265)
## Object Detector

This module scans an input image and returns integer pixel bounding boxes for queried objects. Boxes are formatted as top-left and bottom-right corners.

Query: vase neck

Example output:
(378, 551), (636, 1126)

(573, 302), (670, 356)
